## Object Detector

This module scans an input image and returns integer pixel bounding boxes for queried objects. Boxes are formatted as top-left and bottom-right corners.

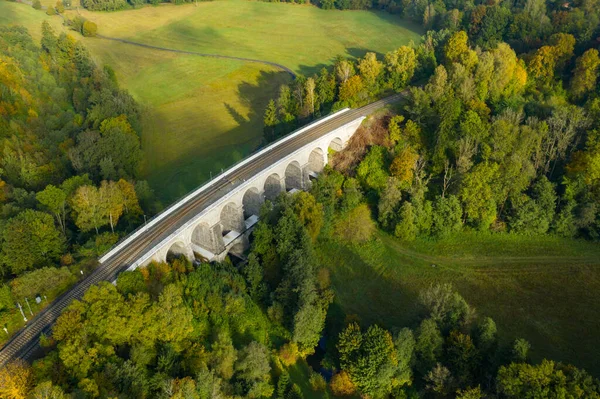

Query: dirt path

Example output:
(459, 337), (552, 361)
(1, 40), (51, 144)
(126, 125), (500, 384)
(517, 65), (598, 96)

(95, 35), (297, 78)
(381, 235), (600, 267)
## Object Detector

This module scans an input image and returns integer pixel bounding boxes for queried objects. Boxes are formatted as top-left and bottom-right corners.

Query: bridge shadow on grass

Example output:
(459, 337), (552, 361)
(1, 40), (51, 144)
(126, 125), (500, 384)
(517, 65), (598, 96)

(147, 69), (292, 205)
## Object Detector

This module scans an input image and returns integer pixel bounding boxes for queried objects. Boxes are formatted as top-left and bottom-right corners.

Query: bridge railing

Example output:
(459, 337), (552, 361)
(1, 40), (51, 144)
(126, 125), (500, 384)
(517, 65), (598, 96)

(98, 107), (351, 264)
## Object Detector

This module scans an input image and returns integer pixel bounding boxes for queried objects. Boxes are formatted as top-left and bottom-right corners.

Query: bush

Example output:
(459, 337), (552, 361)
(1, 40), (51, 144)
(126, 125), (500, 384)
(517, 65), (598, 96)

(330, 371), (356, 396)
(32, 0), (42, 9)
(309, 372), (327, 391)
(82, 21), (98, 37)
(278, 342), (299, 366)
(334, 204), (375, 244)
(46, 6), (56, 15)
(68, 16), (85, 34)
(10, 267), (76, 301)
(55, 1), (65, 12)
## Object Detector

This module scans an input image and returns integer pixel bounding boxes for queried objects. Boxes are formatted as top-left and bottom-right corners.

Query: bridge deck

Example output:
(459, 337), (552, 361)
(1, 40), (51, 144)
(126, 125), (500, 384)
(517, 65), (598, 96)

(0, 92), (406, 367)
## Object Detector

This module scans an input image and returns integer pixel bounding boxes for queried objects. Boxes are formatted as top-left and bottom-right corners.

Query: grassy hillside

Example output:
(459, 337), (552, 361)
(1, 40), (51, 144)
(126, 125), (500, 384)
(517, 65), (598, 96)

(0, 1), (66, 40)
(62, 1), (423, 203)
(319, 231), (600, 375)
(70, 1), (423, 73)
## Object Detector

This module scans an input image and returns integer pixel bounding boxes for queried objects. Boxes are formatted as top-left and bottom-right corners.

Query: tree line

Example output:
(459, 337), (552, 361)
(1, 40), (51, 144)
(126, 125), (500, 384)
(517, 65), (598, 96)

(264, 0), (598, 59)
(0, 24), (155, 338)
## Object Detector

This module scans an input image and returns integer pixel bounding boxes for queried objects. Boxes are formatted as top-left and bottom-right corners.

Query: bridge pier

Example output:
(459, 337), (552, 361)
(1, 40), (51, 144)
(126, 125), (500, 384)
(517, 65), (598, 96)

(220, 203), (245, 233)
(191, 222), (225, 255)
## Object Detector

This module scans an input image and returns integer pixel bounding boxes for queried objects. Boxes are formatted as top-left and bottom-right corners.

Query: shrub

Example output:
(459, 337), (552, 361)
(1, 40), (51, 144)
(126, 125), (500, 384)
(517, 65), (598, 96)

(330, 371), (356, 396)
(334, 204), (375, 244)
(278, 342), (299, 366)
(82, 21), (98, 37)
(10, 267), (76, 301)
(309, 372), (327, 391)
(55, 1), (65, 12)
(32, 0), (42, 9)
(68, 16), (85, 34)
(46, 6), (56, 15)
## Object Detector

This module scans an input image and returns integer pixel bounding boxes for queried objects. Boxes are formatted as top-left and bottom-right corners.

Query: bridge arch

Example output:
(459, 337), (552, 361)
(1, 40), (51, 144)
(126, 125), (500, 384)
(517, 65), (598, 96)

(220, 202), (245, 233)
(307, 147), (325, 175)
(242, 187), (263, 219)
(166, 240), (192, 262)
(285, 161), (303, 191)
(329, 137), (343, 152)
(264, 173), (283, 201)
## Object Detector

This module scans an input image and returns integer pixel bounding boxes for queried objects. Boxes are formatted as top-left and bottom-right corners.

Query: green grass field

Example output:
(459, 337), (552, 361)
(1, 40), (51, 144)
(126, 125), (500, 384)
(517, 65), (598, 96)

(318, 231), (600, 375)
(0, 1), (66, 39)
(61, 1), (423, 203)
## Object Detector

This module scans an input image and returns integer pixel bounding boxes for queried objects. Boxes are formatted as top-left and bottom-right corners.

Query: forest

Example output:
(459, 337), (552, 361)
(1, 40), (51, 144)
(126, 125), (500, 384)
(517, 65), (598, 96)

(1, 0), (600, 396)
(263, 14), (600, 241)
(1, 185), (599, 398)
(0, 23), (154, 341)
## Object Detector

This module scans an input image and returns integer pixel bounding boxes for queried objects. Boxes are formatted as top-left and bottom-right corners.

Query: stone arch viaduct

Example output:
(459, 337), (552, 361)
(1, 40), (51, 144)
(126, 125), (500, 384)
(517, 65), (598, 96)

(0, 93), (405, 367)
(148, 132), (347, 265)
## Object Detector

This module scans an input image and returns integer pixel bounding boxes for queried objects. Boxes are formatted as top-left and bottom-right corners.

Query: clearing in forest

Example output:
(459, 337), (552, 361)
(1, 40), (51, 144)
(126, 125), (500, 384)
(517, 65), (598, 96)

(320, 231), (600, 376)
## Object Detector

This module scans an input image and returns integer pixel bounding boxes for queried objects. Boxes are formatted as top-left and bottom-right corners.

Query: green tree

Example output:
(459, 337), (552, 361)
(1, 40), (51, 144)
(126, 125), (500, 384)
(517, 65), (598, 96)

(378, 177), (402, 230)
(384, 46), (417, 90)
(497, 360), (600, 398)
(571, 49), (600, 100)
(424, 363), (453, 396)
(431, 195), (463, 237)
(445, 331), (478, 386)
(1, 210), (65, 275)
(264, 99), (279, 141)
(236, 342), (270, 381)
(338, 323), (398, 397)
(415, 318), (443, 374)
(419, 283), (473, 331)
(357, 146), (389, 193)
(459, 162), (498, 229)
(334, 204), (375, 244)
(82, 21), (97, 37)
(358, 52), (383, 91)
(394, 328), (415, 386)
(30, 381), (67, 399)
(293, 192), (324, 241)
(395, 201), (417, 241)
(36, 185), (67, 235)
(511, 338), (531, 363)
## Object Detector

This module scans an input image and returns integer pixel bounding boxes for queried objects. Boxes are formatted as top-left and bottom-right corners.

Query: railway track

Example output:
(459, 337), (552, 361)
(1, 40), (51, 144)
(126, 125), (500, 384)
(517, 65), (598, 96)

(0, 93), (405, 367)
